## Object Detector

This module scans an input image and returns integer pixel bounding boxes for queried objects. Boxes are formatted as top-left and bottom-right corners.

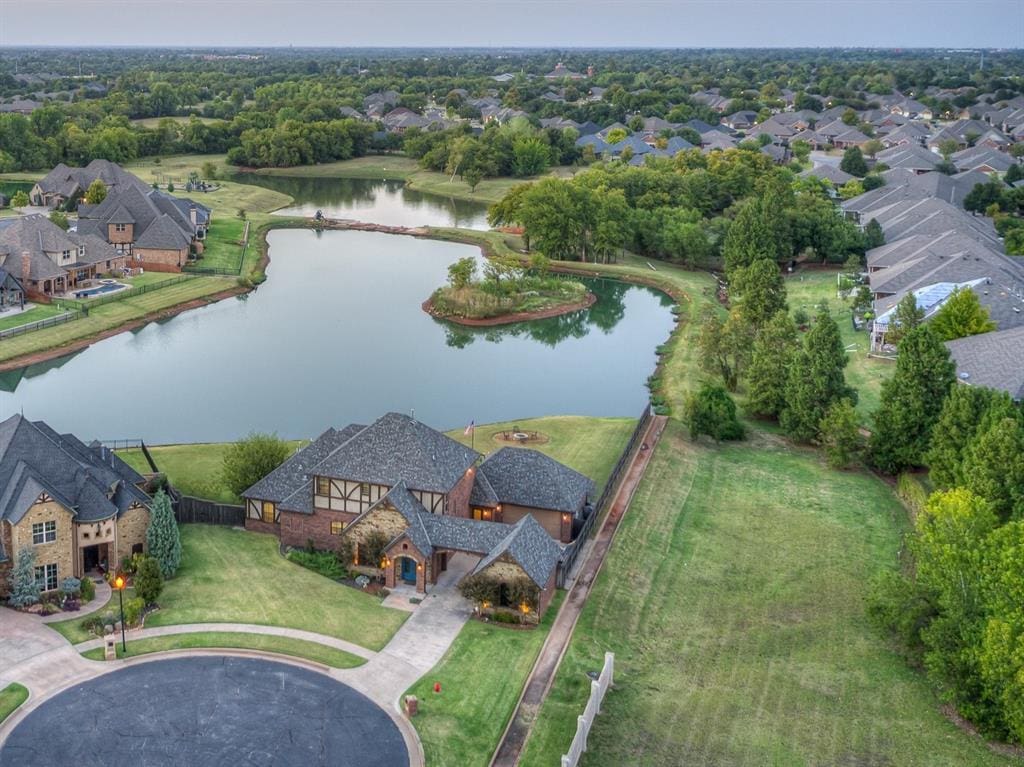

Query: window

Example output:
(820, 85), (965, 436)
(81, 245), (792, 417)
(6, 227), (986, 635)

(61, 249), (71, 261)
(261, 501), (276, 524)
(34, 563), (58, 591)
(359, 483), (371, 498)
(316, 477), (330, 496)
(31, 520), (56, 545)
(331, 521), (345, 535)
(114, 223), (127, 233)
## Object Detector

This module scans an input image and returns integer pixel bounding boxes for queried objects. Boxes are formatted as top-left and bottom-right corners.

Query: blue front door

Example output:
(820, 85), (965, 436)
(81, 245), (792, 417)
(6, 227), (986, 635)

(400, 557), (417, 584)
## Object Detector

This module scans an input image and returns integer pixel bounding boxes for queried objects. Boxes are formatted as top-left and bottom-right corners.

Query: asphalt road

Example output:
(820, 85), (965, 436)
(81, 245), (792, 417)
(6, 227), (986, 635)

(0, 656), (408, 767)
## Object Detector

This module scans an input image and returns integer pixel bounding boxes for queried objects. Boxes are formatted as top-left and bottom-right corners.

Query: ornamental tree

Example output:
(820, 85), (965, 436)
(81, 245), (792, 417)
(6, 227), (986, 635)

(819, 399), (863, 469)
(684, 383), (745, 442)
(8, 547), (40, 608)
(84, 179), (107, 204)
(929, 287), (997, 342)
(145, 489), (181, 579)
(133, 555), (164, 605)
(839, 146), (868, 177)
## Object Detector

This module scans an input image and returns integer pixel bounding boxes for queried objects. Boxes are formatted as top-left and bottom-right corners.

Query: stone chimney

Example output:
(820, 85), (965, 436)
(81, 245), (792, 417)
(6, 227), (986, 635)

(189, 206), (197, 227)
(21, 250), (31, 282)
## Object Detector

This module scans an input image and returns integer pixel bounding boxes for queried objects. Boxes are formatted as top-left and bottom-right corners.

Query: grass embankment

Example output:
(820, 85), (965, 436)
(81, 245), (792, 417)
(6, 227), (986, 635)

(50, 526), (405, 651)
(406, 591), (565, 767)
(80, 631), (365, 669)
(428, 277), (589, 322)
(518, 422), (1014, 767)
(0, 683), (29, 724)
(0, 303), (64, 333)
(119, 440), (306, 504)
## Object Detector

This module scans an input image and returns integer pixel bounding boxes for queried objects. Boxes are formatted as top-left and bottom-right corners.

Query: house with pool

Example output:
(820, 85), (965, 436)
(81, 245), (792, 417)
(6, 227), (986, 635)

(242, 412), (593, 616)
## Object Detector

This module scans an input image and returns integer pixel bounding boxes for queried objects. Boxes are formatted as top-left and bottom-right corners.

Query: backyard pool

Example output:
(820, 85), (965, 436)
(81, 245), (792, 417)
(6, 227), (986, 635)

(74, 280), (127, 299)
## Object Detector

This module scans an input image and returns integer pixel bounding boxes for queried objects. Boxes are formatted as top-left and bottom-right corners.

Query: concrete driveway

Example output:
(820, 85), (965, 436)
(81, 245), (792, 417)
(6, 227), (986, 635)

(0, 607), (68, 674)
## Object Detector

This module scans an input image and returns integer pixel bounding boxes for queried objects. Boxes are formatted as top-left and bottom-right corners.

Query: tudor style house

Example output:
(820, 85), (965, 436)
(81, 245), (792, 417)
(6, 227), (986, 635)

(243, 412), (593, 616)
(30, 159), (152, 209)
(0, 215), (126, 299)
(0, 414), (152, 597)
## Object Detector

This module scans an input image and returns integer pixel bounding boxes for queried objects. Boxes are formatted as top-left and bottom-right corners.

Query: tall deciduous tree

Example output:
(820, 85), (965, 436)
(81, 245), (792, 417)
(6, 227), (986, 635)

(745, 310), (799, 419)
(146, 489), (181, 579)
(839, 146), (868, 177)
(84, 179), (107, 204)
(222, 432), (292, 498)
(868, 325), (956, 474)
(930, 288), (997, 341)
(780, 310), (855, 442)
(696, 308), (753, 392)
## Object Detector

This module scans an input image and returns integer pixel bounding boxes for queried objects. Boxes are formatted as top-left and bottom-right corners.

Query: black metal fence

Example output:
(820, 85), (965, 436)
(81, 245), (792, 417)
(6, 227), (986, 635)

(556, 403), (652, 586)
(0, 309), (84, 340)
(175, 495), (246, 526)
(60, 274), (198, 312)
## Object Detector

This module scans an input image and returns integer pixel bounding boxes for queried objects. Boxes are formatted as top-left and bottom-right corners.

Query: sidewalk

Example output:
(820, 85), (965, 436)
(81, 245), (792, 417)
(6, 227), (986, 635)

(490, 414), (668, 767)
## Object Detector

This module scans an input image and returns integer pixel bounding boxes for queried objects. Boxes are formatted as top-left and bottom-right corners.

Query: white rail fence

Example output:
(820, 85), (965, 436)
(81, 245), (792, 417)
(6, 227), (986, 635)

(560, 652), (615, 767)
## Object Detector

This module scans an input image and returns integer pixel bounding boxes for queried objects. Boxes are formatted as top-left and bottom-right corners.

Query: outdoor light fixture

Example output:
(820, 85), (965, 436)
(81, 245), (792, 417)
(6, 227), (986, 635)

(113, 574), (127, 653)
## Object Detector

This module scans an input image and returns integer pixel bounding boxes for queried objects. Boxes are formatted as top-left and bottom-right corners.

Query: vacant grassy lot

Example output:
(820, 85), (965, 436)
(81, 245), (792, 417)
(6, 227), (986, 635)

(119, 440), (306, 503)
(0, 683), (28, 724)
(0, 303), (64, 332)
(519, 422), (1014, 767)
(139, 526), (405, 650)
(785, 268), (893, 419)
(80, 631), (365, 668)
(406, 592), (565, 767)
(191, 215), (247, 273)
(0, 276), (235, 364)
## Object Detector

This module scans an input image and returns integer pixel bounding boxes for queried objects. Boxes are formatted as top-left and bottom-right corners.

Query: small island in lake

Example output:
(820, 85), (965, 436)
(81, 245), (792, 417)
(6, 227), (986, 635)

(424, 255), (596, 326)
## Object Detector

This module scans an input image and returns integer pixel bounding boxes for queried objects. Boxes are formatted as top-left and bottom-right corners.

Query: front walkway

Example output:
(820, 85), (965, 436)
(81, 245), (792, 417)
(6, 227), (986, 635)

(40, 577), (111, 623)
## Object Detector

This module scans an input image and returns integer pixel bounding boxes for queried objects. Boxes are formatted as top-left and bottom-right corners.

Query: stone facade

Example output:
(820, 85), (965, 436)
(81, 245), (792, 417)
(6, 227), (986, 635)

(279, 509), (357, 551)
(9, 501), (76, 593)
(346, 505), (409, 563)
(114, 505), (150, 565)
(0, 522), (14, 594)
(476, 556), (556, 616)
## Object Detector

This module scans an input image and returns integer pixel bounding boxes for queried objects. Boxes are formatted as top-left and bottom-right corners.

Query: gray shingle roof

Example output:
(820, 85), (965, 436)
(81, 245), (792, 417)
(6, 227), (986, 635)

(0, 414), (150, 526)
(946, 326), (1024, 400)
(133, 213), (191, 251)
(471, 515), (564, 588)
(475, 447), (594, 514)
(310, 412), (479, 493)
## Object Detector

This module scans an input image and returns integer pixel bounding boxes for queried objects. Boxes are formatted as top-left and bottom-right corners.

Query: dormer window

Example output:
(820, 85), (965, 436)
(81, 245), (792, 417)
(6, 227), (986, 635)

(61, 249), (71, 261)
(114, 223), (127, 233)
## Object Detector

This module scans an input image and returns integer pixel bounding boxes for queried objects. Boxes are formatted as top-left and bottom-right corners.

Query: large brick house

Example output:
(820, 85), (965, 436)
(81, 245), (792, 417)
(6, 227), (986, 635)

(30, 159), (152, 209)
(0, 215), (126, 299)
(0, 414), (152, 597)
(243, 412), (593, 615)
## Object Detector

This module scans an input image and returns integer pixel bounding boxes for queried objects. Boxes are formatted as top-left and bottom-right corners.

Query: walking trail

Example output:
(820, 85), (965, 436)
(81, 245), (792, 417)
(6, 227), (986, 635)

(489, 414), (668, 767)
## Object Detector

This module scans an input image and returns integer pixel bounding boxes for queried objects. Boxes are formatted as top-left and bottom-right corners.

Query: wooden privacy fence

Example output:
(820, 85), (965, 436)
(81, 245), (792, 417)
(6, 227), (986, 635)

(556, 404), (651, 586)
(561, 652), (615, 767)
(175, 495), (245, 526)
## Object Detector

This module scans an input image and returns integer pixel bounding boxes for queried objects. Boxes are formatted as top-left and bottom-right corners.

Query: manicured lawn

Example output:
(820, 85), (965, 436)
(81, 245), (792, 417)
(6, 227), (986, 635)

(0, 276), (234, 363)
(0, 303), (65, 333)
(519, 422), (1013, 767)
(445, 416), (636, 493)
(142, 526), (405, 651)
(118, 440), (306, 504)
(80, 631), (365, 668)
(0, 683), (29, 724)
(784, 268), (894, 420)
(406, 592), (565, 767)
(190, 216), (247, 273)
(48, 587), (137, 644)
(122, 272), (183, 289)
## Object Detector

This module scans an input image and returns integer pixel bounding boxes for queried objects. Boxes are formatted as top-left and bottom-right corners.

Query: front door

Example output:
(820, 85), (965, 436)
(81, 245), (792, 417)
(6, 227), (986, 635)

(82, 544), (100, 573)
(400, 557), (417, 584)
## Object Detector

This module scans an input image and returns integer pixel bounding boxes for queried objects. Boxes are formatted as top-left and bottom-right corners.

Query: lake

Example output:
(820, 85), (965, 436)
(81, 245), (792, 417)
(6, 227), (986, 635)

(0, 229), (675, 443)
(231, 173), (492, 229)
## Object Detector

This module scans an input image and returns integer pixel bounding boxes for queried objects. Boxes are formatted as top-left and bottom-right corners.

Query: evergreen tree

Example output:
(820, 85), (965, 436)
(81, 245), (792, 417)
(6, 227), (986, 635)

(684, 384), (745, 442)
(733, 258), (787, 328)
(819, 399), (863, 469)
(746, 310), (799, 419)
(868, 325), (956, 474)
(886, 293), (925, 346)
(721, 176), (792, 279)
(696, 308), (753, 392)
(962, 416), (1024, 522)
(145, 489), (181, 579)
(926, 385), (1000, 489)
(134, 555), (164, 605)
(929, 287), (997, 341)
(864, 218), (885, 249)
(839, 146), (868, 177)
(8, 547), (40, 608)
(780, 310), (856, 442)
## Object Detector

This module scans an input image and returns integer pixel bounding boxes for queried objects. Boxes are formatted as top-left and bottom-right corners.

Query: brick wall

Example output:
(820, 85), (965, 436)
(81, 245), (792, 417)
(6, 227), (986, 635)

(135, 247), (188, 271)
(447, 469), (474, 518)
(279, 509), (357, 551)
(107, 224), (134, 245)
(500, 503), (572, 543)
(245, 518), (280, 537)
(115, 506), (150, 565)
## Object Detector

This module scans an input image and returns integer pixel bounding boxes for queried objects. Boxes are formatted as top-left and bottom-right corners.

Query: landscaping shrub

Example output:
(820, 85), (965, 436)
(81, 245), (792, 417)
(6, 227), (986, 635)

(358, 531), (390, 570)
(122, 597), (145, 628)
(82, 616), (105, 637)
(286, 549), (347, 580)
(61, 577), (81, 597)
(459, 573), (500, 605)
(80, 577), (96, 603)
(491, 610), (522, 624)
(684, 384), (745, 442)
(505, 576), (541, 611)
(134, 556), (164, 605)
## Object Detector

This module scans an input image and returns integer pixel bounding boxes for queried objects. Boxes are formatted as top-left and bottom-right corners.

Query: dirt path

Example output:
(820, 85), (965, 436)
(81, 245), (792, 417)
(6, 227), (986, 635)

(489, 414), (668, 767)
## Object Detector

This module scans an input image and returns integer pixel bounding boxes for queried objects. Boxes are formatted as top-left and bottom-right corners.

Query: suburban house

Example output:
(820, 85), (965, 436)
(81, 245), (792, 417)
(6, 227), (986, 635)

(76, 184), (211, 272)
(946, 327), (1024, 402)
(30, 159), (152, 209)
(0, 414), (152, 597)
(0, 215), (126, 299)
(242, 412), (594, 615)
(0, 267), (25, 310)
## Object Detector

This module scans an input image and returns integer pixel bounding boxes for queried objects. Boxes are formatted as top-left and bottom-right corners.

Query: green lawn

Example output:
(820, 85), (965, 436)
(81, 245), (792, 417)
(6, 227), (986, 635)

(0, 276), (236, 364)
(0, 683), (28, 724)
(48, 587), (137, 644)
(118, 441), (306, 504)
(406, 591), (565, 767)
(518, 422), (1015, 767)
(190, 216), (247, 273)
(0, 303), (65, 333)
(80, 631), (365, 668)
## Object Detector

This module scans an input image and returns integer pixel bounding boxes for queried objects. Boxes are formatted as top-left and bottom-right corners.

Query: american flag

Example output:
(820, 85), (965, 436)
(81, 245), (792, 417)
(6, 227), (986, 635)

(464, 420), (475, 435)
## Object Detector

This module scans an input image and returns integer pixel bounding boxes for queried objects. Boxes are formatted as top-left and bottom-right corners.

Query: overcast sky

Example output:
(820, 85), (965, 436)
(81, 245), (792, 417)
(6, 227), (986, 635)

(1, 0), (1021, 48)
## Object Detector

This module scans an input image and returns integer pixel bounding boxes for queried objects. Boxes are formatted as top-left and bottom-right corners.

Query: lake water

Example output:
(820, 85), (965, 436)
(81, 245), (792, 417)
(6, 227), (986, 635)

(232, 174), (492, 230)
(0, 229), (675, 443)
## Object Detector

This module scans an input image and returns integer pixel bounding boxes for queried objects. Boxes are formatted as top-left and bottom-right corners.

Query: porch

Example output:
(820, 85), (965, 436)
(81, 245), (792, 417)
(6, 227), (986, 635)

(381, 551), (479, 611)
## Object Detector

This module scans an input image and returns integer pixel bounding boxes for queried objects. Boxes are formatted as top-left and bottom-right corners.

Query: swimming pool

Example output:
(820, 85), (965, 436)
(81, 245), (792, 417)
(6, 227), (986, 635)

(74, 280), (127, 299)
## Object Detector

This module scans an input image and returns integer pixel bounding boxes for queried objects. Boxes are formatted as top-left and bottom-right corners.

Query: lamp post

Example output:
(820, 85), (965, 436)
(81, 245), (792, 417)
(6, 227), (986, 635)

(113, 574), (127, 654)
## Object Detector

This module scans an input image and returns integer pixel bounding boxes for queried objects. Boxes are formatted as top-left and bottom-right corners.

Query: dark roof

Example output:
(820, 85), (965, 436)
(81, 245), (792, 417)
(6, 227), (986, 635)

(475, 447), (594, 513)
(471, 515), (564, 588)
(0, 414), (150, 527)
(242, 424), (364, 503)
(310, 412), (479, 493)
(946, 326), (1024, 400)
